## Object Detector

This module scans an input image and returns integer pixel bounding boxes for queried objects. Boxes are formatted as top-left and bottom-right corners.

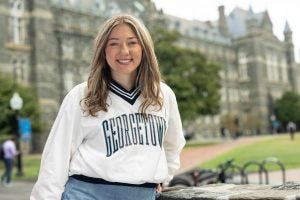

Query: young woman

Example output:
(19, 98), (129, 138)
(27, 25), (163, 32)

(30, 14), (185, 200)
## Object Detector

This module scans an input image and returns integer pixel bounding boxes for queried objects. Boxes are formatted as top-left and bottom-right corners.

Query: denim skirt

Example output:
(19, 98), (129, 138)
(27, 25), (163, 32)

(61, 176), (157, 200)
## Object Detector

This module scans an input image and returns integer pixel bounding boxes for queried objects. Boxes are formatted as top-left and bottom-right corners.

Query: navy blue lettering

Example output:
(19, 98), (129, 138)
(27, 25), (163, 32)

(109, 118), (118, 153)
(102, 120), (112, 157)
(129, 114), (138, 144)
(116, 116), (124, 149)
(135, 113), (144, 145)
(148, 114), (157, 146)
(102, 113), (167, 156)
(122, 114), (132, 146)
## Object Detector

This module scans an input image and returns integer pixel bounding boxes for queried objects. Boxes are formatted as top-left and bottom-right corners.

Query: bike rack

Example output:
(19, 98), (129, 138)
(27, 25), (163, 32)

(218, 160), (244, 184)
(240, 157), (285, 185)
(241, 161), (268, 184)
(261, 157), (286, 184)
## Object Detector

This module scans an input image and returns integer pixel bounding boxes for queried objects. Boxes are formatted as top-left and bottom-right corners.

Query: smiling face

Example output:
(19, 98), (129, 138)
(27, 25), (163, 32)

(105, 23), (142, 82)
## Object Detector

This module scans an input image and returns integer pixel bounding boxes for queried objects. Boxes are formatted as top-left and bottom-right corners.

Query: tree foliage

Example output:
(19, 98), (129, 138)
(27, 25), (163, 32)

(0, 73), (42, 135)
(275, 91), (300, 125)
(151, 27), (221, 121)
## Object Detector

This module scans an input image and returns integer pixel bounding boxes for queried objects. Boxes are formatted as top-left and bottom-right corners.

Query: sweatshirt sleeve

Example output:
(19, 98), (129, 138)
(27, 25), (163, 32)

(30, 88), (82, 200)
(163, 85), (186, 184)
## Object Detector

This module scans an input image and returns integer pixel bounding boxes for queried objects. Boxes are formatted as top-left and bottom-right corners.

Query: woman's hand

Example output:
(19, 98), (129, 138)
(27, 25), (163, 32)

(156, 183), (162, 193)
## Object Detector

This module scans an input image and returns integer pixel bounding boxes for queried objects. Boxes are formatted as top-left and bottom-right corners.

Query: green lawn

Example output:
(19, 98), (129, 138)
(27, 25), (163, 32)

(0, 154), (41, 181)
(200, 134), (300, 172)
(1, 134), (299, 181)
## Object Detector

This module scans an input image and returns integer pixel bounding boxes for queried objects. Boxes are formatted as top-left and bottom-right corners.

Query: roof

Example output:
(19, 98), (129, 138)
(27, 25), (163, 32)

(226, 7), (266, 38)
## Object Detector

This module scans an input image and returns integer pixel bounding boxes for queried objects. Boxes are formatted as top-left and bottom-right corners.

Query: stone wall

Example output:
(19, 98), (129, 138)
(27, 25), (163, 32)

(158, 182), (300, 200)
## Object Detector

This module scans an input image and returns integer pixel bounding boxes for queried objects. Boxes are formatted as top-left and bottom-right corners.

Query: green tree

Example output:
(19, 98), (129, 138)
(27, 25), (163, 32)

(275, 91), (300, 125)
(151, 27), (221, 121)
(0, 73), (42, 136)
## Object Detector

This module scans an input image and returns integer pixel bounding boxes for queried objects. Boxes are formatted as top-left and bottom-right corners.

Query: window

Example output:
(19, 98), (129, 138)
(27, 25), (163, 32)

(240, 89), (250, 102)
(9, 0), (25, 44)
(174, 21), (180, 29)
(93, 0), (106, 13)
(229, 88), (239, 102)
(221, 87), (227, 102)
(133, 1), (145, 12)
(280, 58), (288, 83)
(106, 2), (121, 16)
(266, 54), (279, 82)
(64, 71), (74, 92)
(66, 0), (77, 5)
(238, 52), (249, 80)
(12, 59), (25, 81)
(62, 39), (74, 59)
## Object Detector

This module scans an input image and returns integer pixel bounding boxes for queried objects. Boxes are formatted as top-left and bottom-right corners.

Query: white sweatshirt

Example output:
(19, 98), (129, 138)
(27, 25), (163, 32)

(30, 81), (185, 199)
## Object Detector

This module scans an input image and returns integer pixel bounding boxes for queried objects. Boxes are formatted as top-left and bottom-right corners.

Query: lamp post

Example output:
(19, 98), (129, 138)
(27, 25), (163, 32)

(9, 92), (24, 177)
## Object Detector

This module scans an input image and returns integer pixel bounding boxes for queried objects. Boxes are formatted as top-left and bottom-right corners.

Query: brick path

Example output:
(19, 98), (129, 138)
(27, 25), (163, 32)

(177, 135), (300, 185)
(178, 136), (267, 174)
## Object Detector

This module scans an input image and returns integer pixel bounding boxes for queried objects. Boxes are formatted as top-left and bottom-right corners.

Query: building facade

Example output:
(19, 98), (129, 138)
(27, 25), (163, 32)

(164, 6), (299, 136)
(0, 0), (159, 133)
(0, 1), (299, 141)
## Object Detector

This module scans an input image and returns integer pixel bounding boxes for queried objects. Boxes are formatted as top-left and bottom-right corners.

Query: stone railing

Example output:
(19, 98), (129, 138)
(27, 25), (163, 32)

(158, 182), (300, 200)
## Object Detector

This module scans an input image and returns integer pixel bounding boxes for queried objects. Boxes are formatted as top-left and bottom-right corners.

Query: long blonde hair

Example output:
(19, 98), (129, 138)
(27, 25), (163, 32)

(81, 14), (163, 116)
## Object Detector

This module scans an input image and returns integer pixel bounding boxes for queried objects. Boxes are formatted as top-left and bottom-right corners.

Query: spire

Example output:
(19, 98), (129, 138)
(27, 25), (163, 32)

(218, 5), (228, 36)
(246, 5), (254, 19)
(245, 5), (258, 32)
(261, 10), (273, 32)
(284, 20), (293, 43)
(284, 21), (292, 34)
(283, 20), (294, 64)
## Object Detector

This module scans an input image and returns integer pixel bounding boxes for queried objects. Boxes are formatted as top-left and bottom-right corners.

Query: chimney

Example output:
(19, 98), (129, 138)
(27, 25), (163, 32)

(218, 5), (228, 36)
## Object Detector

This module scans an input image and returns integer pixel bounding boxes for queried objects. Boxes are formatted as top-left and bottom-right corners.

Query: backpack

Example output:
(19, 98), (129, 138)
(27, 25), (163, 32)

(0, 146), (4, 160)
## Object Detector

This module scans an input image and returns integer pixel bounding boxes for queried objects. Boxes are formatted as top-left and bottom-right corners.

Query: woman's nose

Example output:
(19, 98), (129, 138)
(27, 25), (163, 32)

(120, 43), (129, 54)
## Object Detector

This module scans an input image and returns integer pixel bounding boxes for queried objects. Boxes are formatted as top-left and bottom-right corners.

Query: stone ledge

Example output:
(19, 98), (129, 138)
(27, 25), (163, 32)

(158, 182), (300, 200)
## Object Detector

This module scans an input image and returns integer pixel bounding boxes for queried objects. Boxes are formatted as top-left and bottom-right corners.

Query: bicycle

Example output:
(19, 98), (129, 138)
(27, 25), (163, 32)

(168, 158), (242, 187)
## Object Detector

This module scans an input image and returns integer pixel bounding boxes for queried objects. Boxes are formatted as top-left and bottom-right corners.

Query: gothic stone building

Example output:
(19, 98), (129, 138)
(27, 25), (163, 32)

(164, 6), (300, 136)
(0, 0), (159, 144)
(0, 1), (299, 141)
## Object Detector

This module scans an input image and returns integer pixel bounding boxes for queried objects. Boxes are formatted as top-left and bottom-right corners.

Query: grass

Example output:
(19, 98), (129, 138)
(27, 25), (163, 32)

(0, 154), (41, 181)
(200, 134), (300, 172)
(1, 134), (299, 181)
(184, 138), (220, 149)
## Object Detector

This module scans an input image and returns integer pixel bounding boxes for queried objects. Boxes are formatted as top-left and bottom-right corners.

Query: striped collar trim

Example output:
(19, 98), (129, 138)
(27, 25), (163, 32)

(109, 80), (141, 105)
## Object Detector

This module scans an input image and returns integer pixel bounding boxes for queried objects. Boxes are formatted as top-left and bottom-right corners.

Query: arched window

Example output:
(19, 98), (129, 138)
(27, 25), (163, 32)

(12, 58), (25, 81)
(9, 0), (25, 44)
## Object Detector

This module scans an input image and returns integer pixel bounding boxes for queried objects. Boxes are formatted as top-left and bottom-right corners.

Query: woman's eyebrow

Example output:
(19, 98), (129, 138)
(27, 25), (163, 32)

(107, 38), (119, 41)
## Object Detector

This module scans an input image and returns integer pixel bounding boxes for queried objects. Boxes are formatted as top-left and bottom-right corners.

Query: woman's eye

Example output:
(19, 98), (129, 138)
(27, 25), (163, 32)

(128, 41), (138, 46)
(109, 42), (119, 46)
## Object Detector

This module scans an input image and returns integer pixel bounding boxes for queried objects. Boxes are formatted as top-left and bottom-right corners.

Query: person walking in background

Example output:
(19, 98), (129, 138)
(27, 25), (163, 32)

(1, 137), (18, 186)
(287, 121), (297, 140)
(30, 14), (185, 200)
(220, 126), (227, 141)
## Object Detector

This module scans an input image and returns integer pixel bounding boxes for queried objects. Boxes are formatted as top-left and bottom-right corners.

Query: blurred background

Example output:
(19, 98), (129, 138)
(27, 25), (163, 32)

(0, 0), (300, 199)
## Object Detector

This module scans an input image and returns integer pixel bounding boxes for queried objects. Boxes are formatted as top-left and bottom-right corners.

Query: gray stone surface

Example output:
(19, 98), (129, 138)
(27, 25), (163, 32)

(159, 182), (300, 200)
(0, 181), (34, 200)
(2, 180), (300, 200)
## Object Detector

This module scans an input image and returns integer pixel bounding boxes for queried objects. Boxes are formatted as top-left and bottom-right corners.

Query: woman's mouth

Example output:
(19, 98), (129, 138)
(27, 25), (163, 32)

(117, 59), (132, 64)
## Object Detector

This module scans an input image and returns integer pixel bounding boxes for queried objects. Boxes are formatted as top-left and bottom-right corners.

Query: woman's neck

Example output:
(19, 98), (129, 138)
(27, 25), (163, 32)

(112, 74), (137, 91)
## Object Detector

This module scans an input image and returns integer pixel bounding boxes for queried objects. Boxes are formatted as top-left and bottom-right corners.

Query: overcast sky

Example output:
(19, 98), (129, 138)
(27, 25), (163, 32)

(152, 0), (300, 62)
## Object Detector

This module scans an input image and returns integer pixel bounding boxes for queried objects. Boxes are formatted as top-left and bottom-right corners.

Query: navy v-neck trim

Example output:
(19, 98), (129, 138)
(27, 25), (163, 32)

(109, 80), (141, 105)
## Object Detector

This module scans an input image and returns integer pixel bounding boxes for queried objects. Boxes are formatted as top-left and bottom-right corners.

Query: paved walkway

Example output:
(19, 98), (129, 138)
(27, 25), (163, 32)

(178, 136), (266, 173)
(0, 180), (34, 200)
(1, 135), (300, 199)
(178, 135), (300, 185)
